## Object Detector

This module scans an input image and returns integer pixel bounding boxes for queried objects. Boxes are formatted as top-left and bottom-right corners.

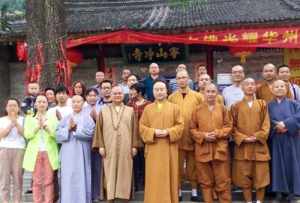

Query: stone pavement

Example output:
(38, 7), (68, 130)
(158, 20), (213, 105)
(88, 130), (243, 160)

(6, 173), (300, 202)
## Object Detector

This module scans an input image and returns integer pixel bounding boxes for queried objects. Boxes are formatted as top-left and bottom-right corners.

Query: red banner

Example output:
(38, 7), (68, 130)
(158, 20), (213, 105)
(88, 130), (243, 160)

(67, 27), (300, 48)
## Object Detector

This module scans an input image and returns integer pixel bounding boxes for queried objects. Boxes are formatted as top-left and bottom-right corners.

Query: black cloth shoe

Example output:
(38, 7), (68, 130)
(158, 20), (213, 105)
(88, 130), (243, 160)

(275, 192), (283, 201)
(190, 195), (201, 202)
(287, 193), (295, 201)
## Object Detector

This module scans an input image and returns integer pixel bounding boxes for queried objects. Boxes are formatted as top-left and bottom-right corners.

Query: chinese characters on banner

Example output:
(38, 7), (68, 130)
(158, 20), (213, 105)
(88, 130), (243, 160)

(284, 49), (300, 85)
(67, 27), (300, 48)
(124, 44), (186, 63)
(183, 29), (299, 47)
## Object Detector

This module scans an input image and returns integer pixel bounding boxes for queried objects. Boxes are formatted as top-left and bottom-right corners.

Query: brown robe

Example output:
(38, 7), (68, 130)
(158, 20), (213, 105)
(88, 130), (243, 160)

(190, 102), (232, 203)
(230, 98), (270, 189)
(256, 81), (292, 103)
(168, 88), (202, 188)
(168, 89), (203, 151)
(139, 100), (184, 203)
(92, 104), (138, 200)
(199, 92), (224, 105)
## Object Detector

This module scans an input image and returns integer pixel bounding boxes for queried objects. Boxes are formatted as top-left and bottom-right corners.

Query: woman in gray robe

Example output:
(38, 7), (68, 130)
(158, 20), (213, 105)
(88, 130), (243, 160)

(56, 95), (95, 203)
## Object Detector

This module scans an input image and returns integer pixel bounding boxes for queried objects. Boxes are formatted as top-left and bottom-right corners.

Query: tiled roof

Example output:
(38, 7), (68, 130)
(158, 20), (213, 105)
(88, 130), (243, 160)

(2, 0), (300, 39)
(66, 0), (300, 32)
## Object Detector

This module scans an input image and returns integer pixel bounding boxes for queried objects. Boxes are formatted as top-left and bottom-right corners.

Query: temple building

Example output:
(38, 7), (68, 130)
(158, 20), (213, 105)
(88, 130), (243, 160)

(0, 0), (300, 105)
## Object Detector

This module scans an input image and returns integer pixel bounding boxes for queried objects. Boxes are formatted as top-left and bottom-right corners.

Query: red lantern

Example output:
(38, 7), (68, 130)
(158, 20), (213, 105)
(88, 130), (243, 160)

(67, 49), (83, 67)
(16, 42), (28, 62)
(230, 47), (256, 64)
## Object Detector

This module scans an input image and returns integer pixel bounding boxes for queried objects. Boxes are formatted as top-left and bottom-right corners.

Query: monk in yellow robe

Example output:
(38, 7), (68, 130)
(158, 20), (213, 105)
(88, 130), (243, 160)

(92, 86), (138, 203)
(168, 69), (202, 201)
(198, 73), (224, 104)
(256, 63), (292, 103)
(190, 83), (232, 203)
(231, 78), (270, 203)
(140, 80), (184, 203)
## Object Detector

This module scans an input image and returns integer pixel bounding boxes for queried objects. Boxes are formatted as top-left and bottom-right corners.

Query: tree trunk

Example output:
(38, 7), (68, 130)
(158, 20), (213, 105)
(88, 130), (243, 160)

(26, 0), (66, 89)
(26, 0), (45, 70)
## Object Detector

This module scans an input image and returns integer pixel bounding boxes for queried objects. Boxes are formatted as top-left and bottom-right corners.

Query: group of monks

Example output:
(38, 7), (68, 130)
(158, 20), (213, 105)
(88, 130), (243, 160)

(92, 62), (300, 203)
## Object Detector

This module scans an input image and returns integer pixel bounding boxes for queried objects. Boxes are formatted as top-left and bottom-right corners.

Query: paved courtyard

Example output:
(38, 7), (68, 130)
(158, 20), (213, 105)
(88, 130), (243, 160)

(4, 172), (299, 202)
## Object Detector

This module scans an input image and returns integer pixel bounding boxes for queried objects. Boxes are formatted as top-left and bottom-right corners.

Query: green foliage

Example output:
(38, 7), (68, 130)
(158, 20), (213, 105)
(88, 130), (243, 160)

(0, 0), (25, 12)
(0, 0), (25, 31)
(0, 3), (10, 32)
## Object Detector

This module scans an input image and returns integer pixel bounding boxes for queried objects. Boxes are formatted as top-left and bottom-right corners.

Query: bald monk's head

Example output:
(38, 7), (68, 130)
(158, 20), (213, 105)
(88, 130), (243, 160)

(176, 69), (190, 90)
(231, 65), (245, 84)
(204, 83), (218, 104)
(271, 80), (288, 98)
(241, 78), (257, 96)
(153, 80), (168, 101)
(111, 85), (124, 104)
(198, 74), (212, 91)
(262, 63), (277, 82)
(72, 95), (84, 113)
(149, 63), (160, 76)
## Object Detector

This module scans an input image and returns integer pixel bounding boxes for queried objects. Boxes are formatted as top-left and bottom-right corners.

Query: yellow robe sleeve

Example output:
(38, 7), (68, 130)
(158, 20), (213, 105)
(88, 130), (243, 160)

(190, 110), (205, 144)
(253, 100), (270, 144)
(217, 95), (225, 105)
(139, 107), (156, 144)
(215, 107), (232, 139)
(166, 105), (184, 143)
(231, 104), (248, 146)
(197, 92), (204, 103)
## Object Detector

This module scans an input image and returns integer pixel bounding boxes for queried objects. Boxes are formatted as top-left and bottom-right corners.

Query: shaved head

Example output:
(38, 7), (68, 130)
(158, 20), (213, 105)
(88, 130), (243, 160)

(241, 77), (256, 96)
(72, 95), (84, 113)
(72, 95), (84, 102)
(262, 63), (277, 81)
(176, 69), (189, 89)
(263, 63), (276, 71)
(111, 85), (124, 104)
(242, 77), (256, 85)
(149, 63), (160, 76)
(112, 85), (123, 93)
(149, 63), (159, 69)
(231, 65), (245, 83)
(176, 69), (189, 78)
(204, 83), (218, 104)
(232, 65), (244, 72)
(272, 79), (285, 86)
(272, 79), (288, 97)
(153, 81), (168, 101)
(205, 83), (218, 91)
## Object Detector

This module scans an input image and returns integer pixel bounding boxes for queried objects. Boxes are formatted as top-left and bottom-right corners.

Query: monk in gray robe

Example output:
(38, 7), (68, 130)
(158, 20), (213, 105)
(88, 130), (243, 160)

(56, 95), (95, 203)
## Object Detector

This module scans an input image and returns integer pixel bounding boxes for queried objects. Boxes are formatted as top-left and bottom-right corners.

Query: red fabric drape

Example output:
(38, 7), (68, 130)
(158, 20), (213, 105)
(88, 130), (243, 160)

(19, 26), (300, 88)
(67, 27), (300, 48)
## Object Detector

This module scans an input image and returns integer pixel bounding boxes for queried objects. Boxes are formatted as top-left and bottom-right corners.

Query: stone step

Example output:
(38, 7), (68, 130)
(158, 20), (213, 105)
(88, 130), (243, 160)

(9, 173), (300, 203)
(20, 191), (289, 203)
